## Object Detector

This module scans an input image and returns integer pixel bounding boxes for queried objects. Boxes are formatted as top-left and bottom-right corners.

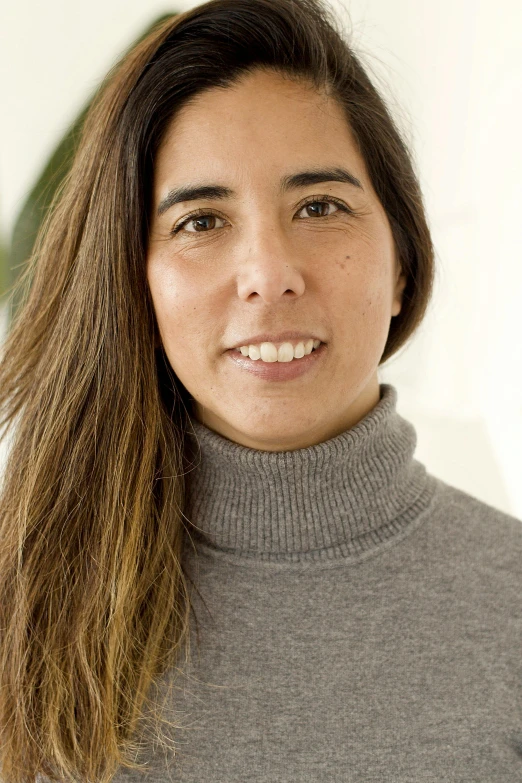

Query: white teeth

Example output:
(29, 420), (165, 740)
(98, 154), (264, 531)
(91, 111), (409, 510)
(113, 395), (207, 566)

(294, 342), (305, 359)
(277, 343), (294, 363)
(260, 343), (278, 362)
(238, 338), (322, 362)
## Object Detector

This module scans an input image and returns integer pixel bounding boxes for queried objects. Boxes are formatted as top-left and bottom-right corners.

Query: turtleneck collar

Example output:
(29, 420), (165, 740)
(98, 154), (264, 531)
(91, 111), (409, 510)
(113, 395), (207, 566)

(181, 383), (437, 563)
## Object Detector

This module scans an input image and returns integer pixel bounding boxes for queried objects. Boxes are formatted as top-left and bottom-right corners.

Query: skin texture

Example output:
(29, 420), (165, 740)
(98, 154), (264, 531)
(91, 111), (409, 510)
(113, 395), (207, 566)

(147, 68), (407, 451)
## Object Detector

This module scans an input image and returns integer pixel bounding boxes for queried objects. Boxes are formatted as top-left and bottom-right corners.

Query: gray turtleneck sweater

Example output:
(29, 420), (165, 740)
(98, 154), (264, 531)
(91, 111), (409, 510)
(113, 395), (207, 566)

(116, 383), (522, 782)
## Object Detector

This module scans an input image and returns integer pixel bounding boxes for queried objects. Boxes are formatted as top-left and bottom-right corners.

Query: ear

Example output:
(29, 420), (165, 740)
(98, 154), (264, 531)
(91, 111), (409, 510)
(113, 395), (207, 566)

(391, 268), (407, 318)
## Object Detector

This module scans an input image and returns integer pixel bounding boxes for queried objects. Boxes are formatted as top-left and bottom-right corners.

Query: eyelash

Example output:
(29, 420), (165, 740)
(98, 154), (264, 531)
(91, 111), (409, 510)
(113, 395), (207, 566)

(170, 195), (353, 236)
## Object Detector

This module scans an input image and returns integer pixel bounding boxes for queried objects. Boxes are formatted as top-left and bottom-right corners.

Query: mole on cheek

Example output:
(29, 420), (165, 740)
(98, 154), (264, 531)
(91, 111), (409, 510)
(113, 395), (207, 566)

(335, 254), (351, 270)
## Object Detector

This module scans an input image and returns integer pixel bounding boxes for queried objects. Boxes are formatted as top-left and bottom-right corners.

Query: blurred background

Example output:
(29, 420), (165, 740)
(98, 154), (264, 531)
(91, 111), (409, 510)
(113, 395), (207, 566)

(0, 0), (521, 517)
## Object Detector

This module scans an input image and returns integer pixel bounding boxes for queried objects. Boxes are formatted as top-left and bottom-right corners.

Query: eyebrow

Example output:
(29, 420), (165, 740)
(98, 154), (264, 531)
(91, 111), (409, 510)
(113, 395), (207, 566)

(156, 167), (363, 217)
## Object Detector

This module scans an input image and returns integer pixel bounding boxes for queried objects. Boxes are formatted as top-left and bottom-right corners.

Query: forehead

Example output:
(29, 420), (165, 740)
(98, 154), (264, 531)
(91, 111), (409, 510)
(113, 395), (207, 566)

(154, 69), (366, 184)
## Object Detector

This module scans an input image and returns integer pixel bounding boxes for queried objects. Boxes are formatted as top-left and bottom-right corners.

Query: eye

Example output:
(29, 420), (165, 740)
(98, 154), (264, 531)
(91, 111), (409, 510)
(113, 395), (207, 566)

(171, 210), (226, 235)
(296, 196), (352, 220)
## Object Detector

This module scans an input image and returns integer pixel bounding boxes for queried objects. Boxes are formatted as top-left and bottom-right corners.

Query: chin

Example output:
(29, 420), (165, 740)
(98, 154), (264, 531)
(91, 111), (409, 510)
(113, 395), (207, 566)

(225, 414), (324, 451)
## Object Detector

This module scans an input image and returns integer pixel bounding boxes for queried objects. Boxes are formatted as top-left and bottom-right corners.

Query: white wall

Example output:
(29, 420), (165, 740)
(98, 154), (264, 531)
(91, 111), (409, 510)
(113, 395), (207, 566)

(1, 0), (521, 517)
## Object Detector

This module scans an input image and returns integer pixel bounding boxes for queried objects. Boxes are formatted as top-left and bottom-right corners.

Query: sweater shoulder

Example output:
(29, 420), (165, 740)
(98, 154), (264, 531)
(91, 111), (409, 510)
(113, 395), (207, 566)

(430, 473), (522, 528)
(426, 472), (522, 576)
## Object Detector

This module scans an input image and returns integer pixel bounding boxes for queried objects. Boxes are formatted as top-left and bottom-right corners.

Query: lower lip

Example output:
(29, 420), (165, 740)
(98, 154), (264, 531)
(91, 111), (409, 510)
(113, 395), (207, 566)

(225, 343), (327, 381)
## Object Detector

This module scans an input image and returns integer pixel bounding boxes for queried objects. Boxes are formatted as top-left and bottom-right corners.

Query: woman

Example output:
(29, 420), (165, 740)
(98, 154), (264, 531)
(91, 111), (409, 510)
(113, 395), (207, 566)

(1, 0), (521, 780)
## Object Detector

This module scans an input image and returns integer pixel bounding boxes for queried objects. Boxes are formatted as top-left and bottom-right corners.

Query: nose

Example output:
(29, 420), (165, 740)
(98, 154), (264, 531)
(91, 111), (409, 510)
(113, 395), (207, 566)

(236, 225), (306, 304)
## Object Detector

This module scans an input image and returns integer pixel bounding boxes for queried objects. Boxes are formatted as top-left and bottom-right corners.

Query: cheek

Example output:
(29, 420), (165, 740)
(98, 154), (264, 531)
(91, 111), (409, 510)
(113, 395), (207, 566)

(147, 262), (196, 348)
(147, 259), (219, 383)
(326, 254), (393, 338)
(328, 252), (387, 307)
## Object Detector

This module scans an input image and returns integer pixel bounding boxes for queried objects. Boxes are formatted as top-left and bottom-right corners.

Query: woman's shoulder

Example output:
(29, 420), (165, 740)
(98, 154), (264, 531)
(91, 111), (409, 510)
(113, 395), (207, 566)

(425, 472), (522, 580)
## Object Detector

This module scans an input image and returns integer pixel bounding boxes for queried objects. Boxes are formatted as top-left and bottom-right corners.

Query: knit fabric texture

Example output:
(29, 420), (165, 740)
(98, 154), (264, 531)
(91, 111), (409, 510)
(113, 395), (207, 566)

(114, 383), (522, 782)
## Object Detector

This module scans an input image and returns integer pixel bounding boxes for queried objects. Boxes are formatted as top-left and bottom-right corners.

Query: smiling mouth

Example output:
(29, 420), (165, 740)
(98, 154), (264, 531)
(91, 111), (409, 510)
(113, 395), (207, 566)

(235, 339), (323, 363)
(226, 341), (327, 381)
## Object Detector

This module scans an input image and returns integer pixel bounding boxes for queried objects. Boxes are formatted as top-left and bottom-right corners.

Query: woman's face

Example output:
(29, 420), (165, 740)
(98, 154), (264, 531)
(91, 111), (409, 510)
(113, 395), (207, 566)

(147, 68), (407, 451)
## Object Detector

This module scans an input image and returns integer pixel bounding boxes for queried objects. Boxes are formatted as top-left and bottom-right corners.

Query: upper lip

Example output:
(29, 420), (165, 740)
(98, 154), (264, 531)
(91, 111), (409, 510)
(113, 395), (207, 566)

(228, 331), (325, 350)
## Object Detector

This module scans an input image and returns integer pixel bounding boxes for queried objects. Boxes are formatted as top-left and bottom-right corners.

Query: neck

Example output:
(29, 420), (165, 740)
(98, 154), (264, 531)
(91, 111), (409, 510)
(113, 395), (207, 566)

(181, 383), (437, 563)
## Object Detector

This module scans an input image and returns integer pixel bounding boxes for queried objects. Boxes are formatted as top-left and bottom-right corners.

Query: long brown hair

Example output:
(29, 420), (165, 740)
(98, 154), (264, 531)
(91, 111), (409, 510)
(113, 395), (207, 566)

(0, 0), (435, 781)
